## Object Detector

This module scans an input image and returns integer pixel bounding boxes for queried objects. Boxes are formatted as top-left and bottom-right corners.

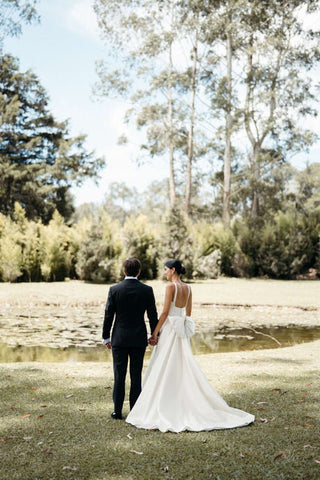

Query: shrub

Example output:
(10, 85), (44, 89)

(122, 214), (158, 280)
(192, 249), (221, 279)
(76, 213), (122, 283)
(159, 206), (194, 278)
(233, 210), (320, 279)
(0, 220), (22, 282)
(192, 220), (236, 277)
(40, 211), (75, 281)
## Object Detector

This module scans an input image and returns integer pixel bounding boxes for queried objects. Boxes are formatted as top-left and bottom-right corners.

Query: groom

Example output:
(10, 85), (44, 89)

(102, 257), (158, 419)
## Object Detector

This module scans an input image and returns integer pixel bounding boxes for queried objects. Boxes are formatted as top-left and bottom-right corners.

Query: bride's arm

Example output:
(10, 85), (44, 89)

(186, 287), (192, 317)
(151, 283), (174, 339)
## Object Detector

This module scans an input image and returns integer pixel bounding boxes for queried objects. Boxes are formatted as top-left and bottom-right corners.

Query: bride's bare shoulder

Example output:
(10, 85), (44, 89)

(165, 283), (175, 292)
(165, 282), (175, 298)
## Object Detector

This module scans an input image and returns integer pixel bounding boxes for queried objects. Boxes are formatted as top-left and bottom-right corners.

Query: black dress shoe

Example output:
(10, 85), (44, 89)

(111, 412), (123, 420)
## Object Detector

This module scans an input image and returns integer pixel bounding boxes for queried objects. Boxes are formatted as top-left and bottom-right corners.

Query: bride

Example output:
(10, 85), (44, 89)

(126, 259), (255, 433)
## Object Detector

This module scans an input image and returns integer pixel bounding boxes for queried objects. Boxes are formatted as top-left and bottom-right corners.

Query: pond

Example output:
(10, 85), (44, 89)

(1, 325), (320, 362)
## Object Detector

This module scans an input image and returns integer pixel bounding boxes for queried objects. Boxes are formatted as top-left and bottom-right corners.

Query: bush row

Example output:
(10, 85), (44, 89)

(0, 203), (319, 282)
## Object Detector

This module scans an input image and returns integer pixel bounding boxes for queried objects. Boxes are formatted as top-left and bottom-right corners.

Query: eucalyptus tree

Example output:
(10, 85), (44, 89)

(240, 0), (320, 217)
(94, 0), (174, 205)
(199, 0), (247, 226)
(175, 1), (204, 214)
(93, 0), (207, 211)
(196, 0), (320, 222)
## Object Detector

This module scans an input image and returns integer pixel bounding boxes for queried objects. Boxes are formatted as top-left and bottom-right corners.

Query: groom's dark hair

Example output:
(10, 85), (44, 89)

(124, 257), (141, 277)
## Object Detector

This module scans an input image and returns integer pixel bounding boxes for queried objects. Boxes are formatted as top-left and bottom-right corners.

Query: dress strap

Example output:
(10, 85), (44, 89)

(173, 283), (190, 307)
(173, 282), (178, 304)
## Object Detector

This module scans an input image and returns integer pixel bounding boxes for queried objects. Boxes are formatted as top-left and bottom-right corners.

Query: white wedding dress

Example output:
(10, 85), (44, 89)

(126, 284), (254, 432)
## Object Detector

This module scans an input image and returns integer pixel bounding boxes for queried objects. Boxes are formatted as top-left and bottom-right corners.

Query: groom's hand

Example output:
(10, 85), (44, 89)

(104, 341), (112, 349)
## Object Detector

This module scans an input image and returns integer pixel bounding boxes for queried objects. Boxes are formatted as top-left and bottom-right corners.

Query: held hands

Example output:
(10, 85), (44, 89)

(148, 335), (158, 346)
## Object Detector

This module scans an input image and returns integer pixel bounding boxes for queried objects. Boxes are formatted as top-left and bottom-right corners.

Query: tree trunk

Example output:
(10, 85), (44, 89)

(244, 34), (261, 217)
(251, 146), (260, 217)
(168, 40), (176, 206)
(222, 24), (232, 227)
(185, 27), (198, 215)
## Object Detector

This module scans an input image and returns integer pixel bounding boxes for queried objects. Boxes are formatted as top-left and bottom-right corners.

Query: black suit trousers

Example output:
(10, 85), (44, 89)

(111, 345), (146, 414)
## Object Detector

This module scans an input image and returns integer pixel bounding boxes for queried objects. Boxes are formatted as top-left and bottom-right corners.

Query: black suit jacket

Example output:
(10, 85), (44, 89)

(102, 279), (158, 348)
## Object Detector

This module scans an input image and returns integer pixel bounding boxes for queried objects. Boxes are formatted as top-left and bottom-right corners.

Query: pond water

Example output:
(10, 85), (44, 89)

(1, 325), (320, 362)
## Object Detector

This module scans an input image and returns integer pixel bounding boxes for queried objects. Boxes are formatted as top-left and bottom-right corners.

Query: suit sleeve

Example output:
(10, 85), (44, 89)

(102, 287), (115, 340)
(146, 287), (158, 334)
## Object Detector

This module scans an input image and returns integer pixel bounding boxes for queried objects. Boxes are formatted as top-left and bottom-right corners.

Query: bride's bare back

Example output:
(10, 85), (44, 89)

(172, 282), (189, 308)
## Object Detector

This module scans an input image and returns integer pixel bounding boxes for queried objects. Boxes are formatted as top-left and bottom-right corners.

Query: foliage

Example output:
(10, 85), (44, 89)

(192, 249), (221, 279)
(101, 182), (142, 225)
(93, 0), (212, 209)
(295, 162), (320, 214)
(233, 209), (320, 279)
(13, 202), (42, 281)
(40, 211), (76, 281)
(122, 214), (158, 279)
(0, 0), (39, 51)
(76, 213), (123, 283)
(191, 220), (236, 276)
(0, 211), (22, 281)
(159, 206), (194, 278)
(0, 193), (319, 283)
(0, 54), (104, 223)
(93, 0), (320, 221)
(232, 219), (260, 277)
(238, 0), (320, 217)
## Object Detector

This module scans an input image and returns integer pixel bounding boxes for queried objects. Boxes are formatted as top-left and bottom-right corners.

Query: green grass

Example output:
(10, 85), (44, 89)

(1, 279), (319, 479)
(1, 340), (319, 480)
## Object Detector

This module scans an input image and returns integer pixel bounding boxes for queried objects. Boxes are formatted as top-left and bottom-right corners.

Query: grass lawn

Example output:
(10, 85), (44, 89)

(0, 279), (319, 479)
(1, 339), (319, 480)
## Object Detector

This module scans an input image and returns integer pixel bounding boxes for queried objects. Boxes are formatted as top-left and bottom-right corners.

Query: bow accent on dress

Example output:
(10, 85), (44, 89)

(167, 315), (195, 338)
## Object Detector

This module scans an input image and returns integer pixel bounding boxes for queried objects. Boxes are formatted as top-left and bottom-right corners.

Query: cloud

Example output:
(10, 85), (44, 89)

(64, 0), (100, 41)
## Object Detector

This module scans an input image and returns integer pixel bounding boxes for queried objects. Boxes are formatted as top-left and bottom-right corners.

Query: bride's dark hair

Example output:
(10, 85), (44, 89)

(165, 259), (186, 275)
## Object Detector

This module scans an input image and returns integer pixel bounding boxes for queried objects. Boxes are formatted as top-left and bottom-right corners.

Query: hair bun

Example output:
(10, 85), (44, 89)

(165, 259), (185, 275)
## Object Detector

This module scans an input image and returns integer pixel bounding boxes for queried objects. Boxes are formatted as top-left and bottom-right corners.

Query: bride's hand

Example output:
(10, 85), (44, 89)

(148, 335), (158, 346)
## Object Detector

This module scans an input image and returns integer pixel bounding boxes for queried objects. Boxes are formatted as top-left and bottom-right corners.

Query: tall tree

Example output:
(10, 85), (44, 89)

(222, 13), (232, 227)
(94, 0), (206, 210)
(94, 0), (320, 223)
(0, 55), (104, 222)
(241, 0), (320, 217)
(180, 4), (201, 214)
(202, 0), (253, 225)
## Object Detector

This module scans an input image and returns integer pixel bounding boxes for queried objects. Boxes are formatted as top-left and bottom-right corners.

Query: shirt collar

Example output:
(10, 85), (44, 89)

(125, 276), (138, 280)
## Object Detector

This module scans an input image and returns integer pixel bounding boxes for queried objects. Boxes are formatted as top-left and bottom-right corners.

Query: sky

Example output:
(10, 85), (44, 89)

(3, 0), (320, 207)
(4, 0), (168, 206)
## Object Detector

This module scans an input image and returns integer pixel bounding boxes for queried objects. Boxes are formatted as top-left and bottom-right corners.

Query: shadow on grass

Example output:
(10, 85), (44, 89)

(1, 362), (319, 480)
(240, 355), (310, 365)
